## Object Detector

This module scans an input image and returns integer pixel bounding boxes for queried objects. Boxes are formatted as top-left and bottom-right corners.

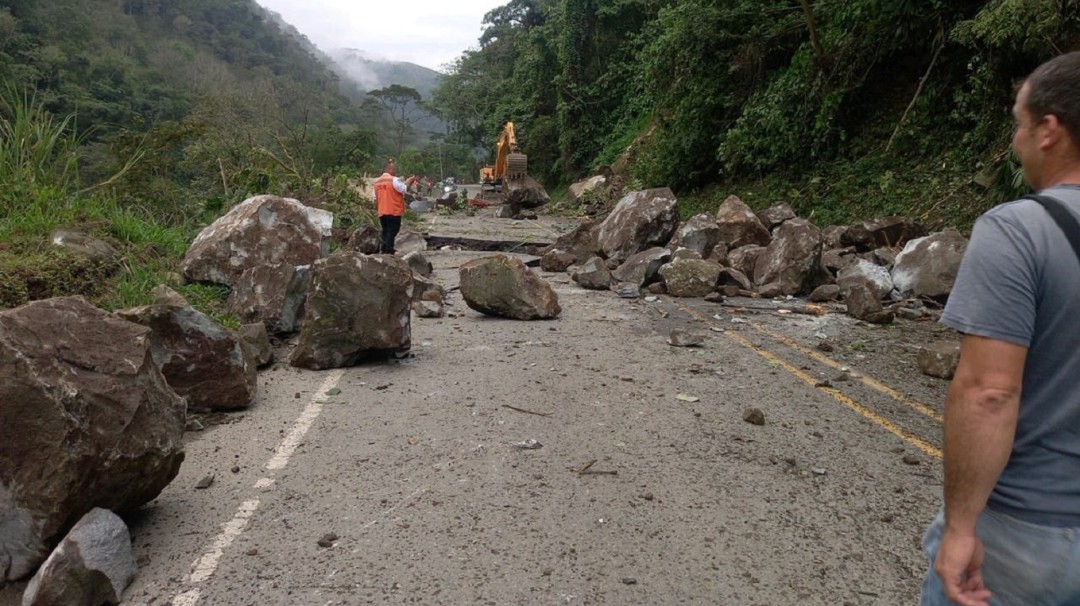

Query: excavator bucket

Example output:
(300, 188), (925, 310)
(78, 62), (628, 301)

(506, 152), (528, 184)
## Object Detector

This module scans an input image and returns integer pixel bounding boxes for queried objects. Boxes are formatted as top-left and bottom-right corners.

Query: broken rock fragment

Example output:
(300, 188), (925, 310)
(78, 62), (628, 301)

(21, 508), (137, 606)
(918, 340), (961, 379)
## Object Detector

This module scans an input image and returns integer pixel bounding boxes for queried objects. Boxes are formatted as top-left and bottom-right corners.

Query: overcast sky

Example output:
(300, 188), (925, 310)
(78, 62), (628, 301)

(254, 0), (506, 72)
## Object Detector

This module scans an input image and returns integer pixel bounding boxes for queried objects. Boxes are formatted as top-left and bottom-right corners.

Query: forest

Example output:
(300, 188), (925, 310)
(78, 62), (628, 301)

(1, 0), (1079, 313)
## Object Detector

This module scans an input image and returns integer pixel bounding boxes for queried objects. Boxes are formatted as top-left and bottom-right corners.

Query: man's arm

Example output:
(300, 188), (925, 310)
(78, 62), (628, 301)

(935, 333), (1025, 605)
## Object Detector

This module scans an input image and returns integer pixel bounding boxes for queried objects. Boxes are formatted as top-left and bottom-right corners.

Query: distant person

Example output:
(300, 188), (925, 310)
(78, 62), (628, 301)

(373, 160), (417, 255)
(920, 51), (1080, 605)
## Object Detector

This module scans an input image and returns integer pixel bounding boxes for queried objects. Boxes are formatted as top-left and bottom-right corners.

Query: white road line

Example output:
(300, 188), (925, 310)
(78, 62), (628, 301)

(267, 371), (344, 470)
(170, 368), (345, 604)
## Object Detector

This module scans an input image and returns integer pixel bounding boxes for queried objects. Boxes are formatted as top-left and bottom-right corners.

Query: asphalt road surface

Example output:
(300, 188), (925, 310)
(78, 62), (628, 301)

(1, 210), (951, 605)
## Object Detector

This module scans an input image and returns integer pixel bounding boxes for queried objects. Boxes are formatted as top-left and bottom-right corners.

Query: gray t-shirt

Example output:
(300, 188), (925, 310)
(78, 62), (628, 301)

(942, 184), (1080, 526)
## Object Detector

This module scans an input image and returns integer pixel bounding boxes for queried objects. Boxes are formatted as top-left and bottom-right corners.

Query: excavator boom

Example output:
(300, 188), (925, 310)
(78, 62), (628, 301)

(481, 122), (527, 188)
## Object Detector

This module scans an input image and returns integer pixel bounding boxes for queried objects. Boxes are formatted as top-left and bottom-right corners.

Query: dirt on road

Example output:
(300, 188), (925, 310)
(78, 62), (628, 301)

(1, 209), (953, 606)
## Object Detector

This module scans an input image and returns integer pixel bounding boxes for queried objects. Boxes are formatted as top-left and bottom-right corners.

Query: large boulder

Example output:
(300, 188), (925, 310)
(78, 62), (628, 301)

(845, 284), (894, 324)
(596, 188), (679, 262)
(838, 259), (894, 300)
(548, 218), (600, 264)
(394, 230), (428, 255)
(716, 196), (771, 249)
(290, 253), (413, 369)
(238, 322), (274, 368)
(0, 297), (185, 582)
(659, 259), (723, 298)
(568, 175), (607, 201)
(459, 255), (561, 320)
(21, 508), (137, 606)
(840, 216), (927, 252)
(540, 250), (577, 273)
(753, 218), (823, 296)
(181, 195), (331, 287)
(891, 230), (968, 301)
(116, 304), (257, 412)
(346, 225), (381, 254)
(226, 263), (311, 334)
(669, 213), (721, 258)
(402, 251), (433, 278)
(570, 257), (612, 290)
(756, 203), (797, 230)
(505, 176), (550, 209)
(727, 244), (766, 278)
(610, 247), (671, 287)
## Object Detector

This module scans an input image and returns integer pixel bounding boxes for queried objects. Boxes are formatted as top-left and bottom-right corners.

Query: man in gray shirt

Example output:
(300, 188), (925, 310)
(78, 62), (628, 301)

(920, 51), (1080, 606)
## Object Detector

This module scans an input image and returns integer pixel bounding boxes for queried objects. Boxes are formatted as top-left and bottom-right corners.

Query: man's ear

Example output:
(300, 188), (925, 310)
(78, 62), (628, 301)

(1039, 114), (1064, 150)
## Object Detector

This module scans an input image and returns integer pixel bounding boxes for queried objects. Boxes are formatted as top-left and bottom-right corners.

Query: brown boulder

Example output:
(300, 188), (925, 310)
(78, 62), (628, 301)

(226, 262), (312, 334)
(459, 255), (561, 320)
(753, 218), (822, 296)
(182, 195), (332, 287)
(541, 250), (577, 272)
(669, 213), (720, 258)
(659, 259), (722, 298)
(611, 247), (671, 287)
(0, 297), (185, 582)
(918, 340), (961, 379)
(290, 253), (413, 369)
(571, 257), (613, 290)
(840, 217), (927, 252)
(117, 304), (257, 412)
(716, 196), (771, 249)
(596, 188), (679, 262)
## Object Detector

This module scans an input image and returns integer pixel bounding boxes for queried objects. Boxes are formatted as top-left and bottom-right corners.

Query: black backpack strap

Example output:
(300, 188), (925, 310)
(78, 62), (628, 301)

(1024, 193), (1080, 266)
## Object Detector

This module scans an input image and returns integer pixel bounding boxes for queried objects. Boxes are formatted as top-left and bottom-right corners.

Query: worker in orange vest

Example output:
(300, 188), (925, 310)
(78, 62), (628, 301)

(373, 160), (418, 254)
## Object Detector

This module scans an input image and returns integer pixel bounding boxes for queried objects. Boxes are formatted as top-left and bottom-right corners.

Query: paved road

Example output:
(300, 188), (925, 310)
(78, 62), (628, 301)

(1, 214), (949, 606)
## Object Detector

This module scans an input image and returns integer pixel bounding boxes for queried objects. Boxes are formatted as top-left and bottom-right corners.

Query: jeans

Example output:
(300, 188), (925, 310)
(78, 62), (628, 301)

(379, 215), (401, 254)
(921, 508), (1080, 605)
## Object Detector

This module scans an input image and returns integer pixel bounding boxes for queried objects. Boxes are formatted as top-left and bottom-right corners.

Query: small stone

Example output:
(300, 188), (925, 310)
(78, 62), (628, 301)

(542, 568), (553, 577)
(246, 548), (259, 556)
(902, 455), (921, 466)
(816, 341), (834, 353)
(812, 467), (827, 475)
(317, 532), (338, 548)
(231, 465), (240, 473)
(326, 387), (342, 396)
(195, 474), (215, 489)
(185, 418), (205, 432)
(668, 329), (705, 347)
(743, 408), (765, 426)
(642, 492), (654, 501)
(704, 292), (724, 303)
(880, 514), (895, 523)
(621, 577), (638, 585)
(294, 392), (301, 399)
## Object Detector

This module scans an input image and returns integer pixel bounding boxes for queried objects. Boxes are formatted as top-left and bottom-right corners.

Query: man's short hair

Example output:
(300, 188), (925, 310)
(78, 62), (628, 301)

(1026, 51), (1080, 148)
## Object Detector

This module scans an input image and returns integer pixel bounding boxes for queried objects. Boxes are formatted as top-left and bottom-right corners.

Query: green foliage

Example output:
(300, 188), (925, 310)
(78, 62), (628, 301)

(0, 87), (81, 215)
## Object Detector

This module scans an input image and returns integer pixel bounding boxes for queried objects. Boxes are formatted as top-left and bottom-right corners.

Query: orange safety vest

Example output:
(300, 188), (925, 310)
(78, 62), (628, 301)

(373, 173), (406, 217)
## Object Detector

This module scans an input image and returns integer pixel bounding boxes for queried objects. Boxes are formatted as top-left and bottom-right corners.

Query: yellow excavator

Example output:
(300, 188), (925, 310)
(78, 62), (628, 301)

(480, 121), (528, 193)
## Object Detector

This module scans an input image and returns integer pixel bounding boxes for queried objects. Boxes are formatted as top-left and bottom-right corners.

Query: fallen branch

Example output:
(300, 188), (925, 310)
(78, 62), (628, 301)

(501, 404), (553, 417)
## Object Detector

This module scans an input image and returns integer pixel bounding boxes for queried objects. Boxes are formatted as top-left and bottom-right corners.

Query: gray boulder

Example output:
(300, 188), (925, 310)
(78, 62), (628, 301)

(394, 230), (428, 255)
(727, 245), (766, 278)
(669, 213), (721, 258)
(568, 175), (607, 200)
(116, 304), (257, 412)
(402, 251), (433, 278)
(808, 284), (841, 303)
(891, 230), (968, 301)
(49, 230), (121, 267)
(753, 218), (822, 296)
(226, 262), (311, 334)
(838, 259), (894, 300)
(412, 275), (447, 319)
(756, 203), (797, 230)
(346, 225), (381, 254)
(238, 322), (274, 368)
(540, 250), (577, 273)
(505, 176), (550, 209)
(570, 257), (613, 290)
(459, 255), (561, 320)
(596, 188), (679, 262)
(548, 218), (600, 264)
(182, 195), (331, 287)
(716, 196), (771, 249)
(291, 253), (413, 369)
(21, 508), (136, 606)
(659, 259), (722, 298)
(611, 247), (671, 287)
(0, 297), (185, 582)
(845, 284), (894, 324)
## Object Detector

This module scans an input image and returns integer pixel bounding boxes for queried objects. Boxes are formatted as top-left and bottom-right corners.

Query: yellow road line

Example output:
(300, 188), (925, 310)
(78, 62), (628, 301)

(750, 321), (943, 423)
(670, 301), (942, 459)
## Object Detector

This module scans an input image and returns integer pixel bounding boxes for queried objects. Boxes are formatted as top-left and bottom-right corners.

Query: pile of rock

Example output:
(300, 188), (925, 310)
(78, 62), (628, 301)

(542, 188), (968, 324)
